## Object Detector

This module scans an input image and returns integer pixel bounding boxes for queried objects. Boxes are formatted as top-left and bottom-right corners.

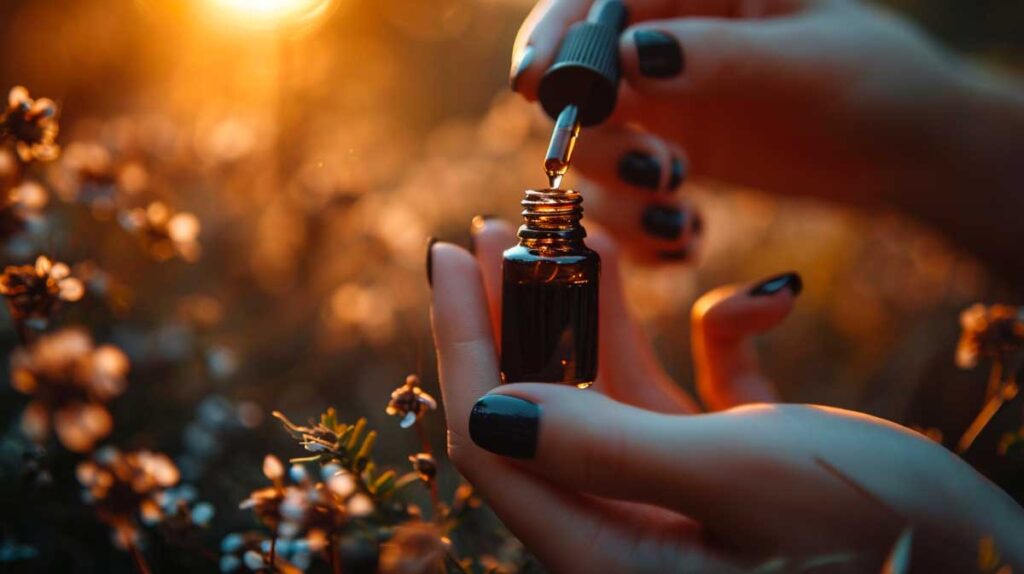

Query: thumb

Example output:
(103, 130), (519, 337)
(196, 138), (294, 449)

(619, 15), (817, 98)
(692, 272), (802, 411)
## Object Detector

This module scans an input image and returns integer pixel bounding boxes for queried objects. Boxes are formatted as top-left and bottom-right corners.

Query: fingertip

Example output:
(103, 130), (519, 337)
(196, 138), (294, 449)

(694, 272), (802, 341)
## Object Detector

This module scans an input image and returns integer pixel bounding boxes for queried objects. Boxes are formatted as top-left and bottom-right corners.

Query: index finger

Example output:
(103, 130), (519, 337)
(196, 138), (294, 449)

(511, 0), (812, 100)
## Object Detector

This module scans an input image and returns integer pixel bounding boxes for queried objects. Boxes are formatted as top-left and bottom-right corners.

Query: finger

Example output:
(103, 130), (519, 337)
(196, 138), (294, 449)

(465, 385), (899, 555)
(586, 227), (699, 413)
(574, 124), (687, 196)
(510, 0), (592, 100)
(620, 14), (822, 100)
(429, 242), (502, 439)
(469, 216), (518, 346)
(582, 181), (704, 263)
(691, 272), (802, 411)
(431, 242), (721, 572)
(512, 0), (814, 100)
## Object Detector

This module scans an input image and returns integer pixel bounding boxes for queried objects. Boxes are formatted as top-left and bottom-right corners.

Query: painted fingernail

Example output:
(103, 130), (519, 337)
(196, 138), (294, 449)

(618, 151), (661, 190)
(668, 157), (686, 190)
(426, 237), (438, 288)
(749, 272), (803, 297)
(510, 46), (536, 91)
(635, 30), (683, 78)
(641, 205), (686, 240)
(469, 394), (540, 459)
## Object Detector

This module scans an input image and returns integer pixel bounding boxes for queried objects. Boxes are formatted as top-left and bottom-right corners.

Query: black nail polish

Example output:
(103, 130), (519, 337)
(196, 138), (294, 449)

(668, 157), (686, 190)
(469, 394), (540, 459)
(426, 237), (438, 288)
(635, 30), (683, 78)
(510, 46), (536, 91)
(749, 272), (803, 297)
(641, 205), (685, 240)
(618, 151), (661, 190)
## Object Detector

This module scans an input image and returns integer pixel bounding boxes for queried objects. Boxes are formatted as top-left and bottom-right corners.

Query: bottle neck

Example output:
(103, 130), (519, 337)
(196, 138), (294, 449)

(517, 189), (587, 251)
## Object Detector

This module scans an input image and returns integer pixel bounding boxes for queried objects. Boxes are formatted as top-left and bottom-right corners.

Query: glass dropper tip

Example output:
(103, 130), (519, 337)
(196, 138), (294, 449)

(544, 105), (580, 189)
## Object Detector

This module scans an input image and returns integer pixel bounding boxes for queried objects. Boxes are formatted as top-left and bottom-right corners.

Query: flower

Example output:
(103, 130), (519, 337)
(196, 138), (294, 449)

(11, 328), (129, 451)
(956, 304), (1024, 369)
(408, 453), (436, 483)
(386, 375), (437, 428)
(240, 456), (349, 543)
(219, 532), (306, 574)
(1, 87), (59, 163)
(0, 180), (48, 243)
(119, 201), (201, 262)
(0, 255), (84, 334)
(378, 522), (449, 574)
(77, 447), (181, 549)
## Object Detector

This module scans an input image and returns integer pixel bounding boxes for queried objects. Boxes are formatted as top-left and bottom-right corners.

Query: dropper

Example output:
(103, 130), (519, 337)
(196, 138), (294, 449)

(538, 0), (628, 188)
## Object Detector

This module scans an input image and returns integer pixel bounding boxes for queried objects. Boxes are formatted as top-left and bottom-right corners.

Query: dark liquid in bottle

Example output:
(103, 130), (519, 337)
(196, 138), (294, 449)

(500, 255), (599, 387)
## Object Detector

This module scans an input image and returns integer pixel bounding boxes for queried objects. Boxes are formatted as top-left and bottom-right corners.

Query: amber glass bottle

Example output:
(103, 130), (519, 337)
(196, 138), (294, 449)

(500, 188), (600, 387)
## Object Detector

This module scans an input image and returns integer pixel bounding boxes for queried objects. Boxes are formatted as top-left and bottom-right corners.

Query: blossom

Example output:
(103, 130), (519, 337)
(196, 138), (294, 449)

(378, 522), (449, 574)
(0, 177), (48, 243)
(1, 87), (59, 163)
(386, 375), (437, 428)
(219, 532), (307, 574)
(0, 255), (84, 333)
(76, 447), (181, 549)
(408, 453), (436, 483)
(11, 328), (128, 451)
(119, 201), (201, 262)
(956, 304), (1024, 369)
(240, 456), (350, 542)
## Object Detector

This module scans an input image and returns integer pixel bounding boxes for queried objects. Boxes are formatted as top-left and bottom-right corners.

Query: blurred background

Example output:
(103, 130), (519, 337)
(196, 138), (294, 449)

(0, 0), (1022, 571)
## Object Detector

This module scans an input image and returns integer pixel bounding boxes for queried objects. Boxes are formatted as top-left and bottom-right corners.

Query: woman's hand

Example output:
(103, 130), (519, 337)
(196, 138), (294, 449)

(427, 218), (1024, 572)
(514, 0), (982, 203)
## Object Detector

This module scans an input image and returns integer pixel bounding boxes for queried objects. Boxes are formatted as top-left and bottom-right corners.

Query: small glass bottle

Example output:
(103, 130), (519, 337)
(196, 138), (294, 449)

(500, 188), (600, 388)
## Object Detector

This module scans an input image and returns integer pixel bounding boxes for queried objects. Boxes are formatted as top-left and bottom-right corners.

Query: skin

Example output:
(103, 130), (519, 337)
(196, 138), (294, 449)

(430, 223), (1024, 572)
(427, 1), (1024, 570)
(511, 0), (1024, 287)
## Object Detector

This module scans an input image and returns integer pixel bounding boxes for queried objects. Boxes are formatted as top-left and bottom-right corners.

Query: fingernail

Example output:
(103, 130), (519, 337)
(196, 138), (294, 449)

(618, 151), (661, 190)
(668, 157), (686, 190)
(469, 394), (540, 459)
(426, 237), (438, 288)
(634, 30), (683, 78)
(641, 205), (686, 240)
(510, 46), (536, 91)
(749, 272), (803, 297)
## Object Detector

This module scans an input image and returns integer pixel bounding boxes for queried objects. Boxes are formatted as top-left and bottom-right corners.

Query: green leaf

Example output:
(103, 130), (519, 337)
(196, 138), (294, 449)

(371, 470), (396, 495)
(347, 418), (367, 451)
(393, 471), (420, 490)
(356, 430), (377, 461)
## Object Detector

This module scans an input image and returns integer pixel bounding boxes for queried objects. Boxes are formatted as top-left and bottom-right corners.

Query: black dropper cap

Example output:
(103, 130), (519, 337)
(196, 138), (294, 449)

(537, 0), (628, 127)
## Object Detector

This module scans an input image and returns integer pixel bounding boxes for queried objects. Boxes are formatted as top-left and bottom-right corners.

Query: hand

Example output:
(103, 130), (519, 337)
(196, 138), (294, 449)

(511, 0), (991, 206)
(428, 218), (1024, 572)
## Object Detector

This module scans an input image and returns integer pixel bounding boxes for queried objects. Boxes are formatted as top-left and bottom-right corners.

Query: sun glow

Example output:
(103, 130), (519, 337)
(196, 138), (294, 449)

(206, 0), (335, 30)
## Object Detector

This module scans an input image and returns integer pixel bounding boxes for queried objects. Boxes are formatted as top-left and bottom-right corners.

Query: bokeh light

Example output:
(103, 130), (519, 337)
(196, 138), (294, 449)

(203, 0), (335, 31)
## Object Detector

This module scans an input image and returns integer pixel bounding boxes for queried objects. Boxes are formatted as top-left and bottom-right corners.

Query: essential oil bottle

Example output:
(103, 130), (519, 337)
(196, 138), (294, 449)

(500, 188), (599, 388)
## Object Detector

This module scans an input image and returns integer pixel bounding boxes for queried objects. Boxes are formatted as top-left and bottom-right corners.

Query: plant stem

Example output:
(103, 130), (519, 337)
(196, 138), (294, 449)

(414, 421), (443, 520)
(269, 524), (278, 567)
(128, 541), (151, 574)
(959, 378), (1019, 454)
(329, 533), (341, 574)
